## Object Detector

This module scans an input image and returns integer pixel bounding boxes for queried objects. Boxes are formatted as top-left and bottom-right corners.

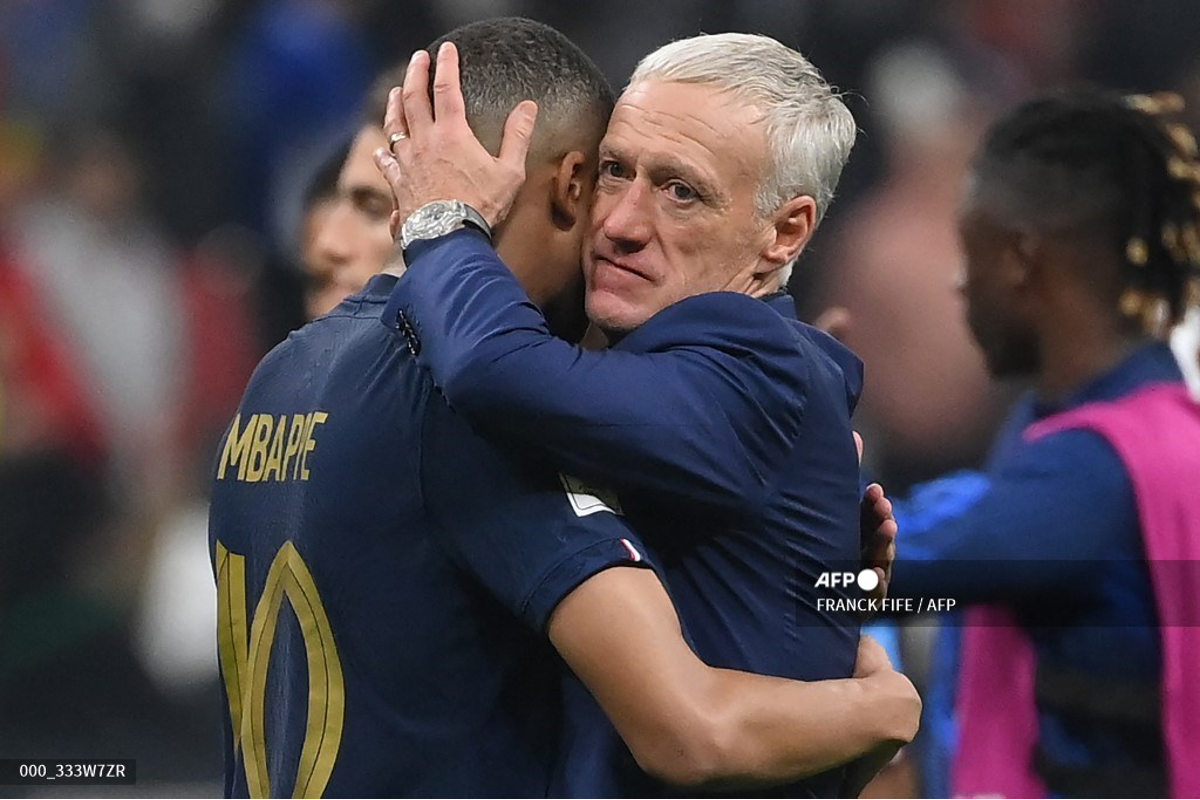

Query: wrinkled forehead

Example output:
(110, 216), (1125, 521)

(605, 79), (768, 176)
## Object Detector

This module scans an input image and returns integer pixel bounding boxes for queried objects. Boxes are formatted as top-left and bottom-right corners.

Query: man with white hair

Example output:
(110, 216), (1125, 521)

(378, 31), (876, 796)
(213, 19), (918, 798)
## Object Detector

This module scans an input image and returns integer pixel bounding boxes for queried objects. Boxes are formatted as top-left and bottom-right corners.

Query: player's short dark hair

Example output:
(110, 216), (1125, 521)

(303, 139), (351, 211)
(972, 88), (1200, 334)
(364, 17), (614, 159)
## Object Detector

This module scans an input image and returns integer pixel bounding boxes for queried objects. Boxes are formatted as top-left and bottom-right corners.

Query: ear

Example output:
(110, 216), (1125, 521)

(1006, 229), (1042, 290)
(757, 194), (817, 276)
(550, 151), (590, 231)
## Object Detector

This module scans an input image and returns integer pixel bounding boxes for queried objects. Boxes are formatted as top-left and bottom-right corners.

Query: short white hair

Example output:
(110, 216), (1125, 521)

(629, 33), (858, 285)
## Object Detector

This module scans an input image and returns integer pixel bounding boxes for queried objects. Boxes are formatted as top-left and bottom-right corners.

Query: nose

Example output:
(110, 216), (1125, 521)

(312, 200), (357, 267)
(598, 180), (653, 253)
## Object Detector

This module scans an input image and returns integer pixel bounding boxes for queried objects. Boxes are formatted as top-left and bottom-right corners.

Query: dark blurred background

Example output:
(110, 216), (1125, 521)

(0, 0), (1197, 795)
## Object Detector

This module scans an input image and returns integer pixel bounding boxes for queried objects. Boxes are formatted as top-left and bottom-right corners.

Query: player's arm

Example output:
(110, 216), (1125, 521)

(549, 566), (920, 789)
(421, 401), (917, 790)
(391, 231), (808, 514)
(889, 430), (1137, 604)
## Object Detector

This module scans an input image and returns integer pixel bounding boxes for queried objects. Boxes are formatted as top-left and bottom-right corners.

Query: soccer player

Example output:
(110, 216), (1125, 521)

(879, 90), (1200, 798)
(377, 32), (878, 796)
(210, 19), (918, 798)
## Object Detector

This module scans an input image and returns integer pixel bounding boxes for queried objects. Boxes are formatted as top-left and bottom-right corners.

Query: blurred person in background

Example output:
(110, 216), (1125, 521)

(296, 141), (354, 319)
(302, 109), (397, 314)
(8, 122), (190, 643)
(847, 46), (1200, 794)
(11, 122), (184, 499)
(817, 43), (1016, 488)
(888, 88), (1200, 798)
(0, 115), (255, 787)
(289, 69), (419, 322)
(0, 125), (221, 786)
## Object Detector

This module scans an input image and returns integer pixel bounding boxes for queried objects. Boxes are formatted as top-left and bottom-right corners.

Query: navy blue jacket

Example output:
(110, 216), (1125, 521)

(393, 230), (867, 796)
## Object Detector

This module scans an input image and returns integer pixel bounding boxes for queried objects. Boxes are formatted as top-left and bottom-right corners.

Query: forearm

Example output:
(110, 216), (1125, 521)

(694, 668), (915, 791)
(396, 233), (776, 510)
(551, 568), (918, 790)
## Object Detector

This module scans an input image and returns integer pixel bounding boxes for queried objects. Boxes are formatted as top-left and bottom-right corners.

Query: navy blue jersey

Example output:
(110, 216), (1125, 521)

(393, 232), (865, 797)
(208, 274), (651, 798)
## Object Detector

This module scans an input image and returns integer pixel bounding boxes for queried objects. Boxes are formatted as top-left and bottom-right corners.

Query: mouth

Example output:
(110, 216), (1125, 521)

(594, 255), (652, 283)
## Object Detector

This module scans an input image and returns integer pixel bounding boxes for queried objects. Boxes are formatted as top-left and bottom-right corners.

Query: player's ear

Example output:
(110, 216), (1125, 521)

(757, 194), (816, 275)
(550, 150), (590, 232)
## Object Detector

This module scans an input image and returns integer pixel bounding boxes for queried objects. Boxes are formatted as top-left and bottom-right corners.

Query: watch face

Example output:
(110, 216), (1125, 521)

(404, 200), (467, 245)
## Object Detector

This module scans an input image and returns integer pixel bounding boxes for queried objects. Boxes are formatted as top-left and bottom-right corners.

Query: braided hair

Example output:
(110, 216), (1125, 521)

(971, 88), (1200, 337)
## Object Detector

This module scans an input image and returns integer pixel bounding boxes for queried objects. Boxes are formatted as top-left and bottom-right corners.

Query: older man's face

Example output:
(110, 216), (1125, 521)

(583, 80), (775, 336)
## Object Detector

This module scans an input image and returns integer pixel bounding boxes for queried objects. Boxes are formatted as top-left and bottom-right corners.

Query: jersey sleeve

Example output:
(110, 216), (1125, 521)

(889, 429), (1139, 605)
(419, 393), (657, 632)
(393, 230), (813, 515)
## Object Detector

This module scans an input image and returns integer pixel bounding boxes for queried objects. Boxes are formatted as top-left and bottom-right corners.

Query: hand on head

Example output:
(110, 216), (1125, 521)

(373, 43), (539, 235)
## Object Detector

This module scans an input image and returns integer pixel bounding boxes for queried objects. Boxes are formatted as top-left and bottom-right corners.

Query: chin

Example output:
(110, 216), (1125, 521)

(585, 291), (643, 339)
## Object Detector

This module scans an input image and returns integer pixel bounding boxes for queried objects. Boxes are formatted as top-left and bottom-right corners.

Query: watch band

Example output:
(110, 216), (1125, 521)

(460, 204), (493, 241)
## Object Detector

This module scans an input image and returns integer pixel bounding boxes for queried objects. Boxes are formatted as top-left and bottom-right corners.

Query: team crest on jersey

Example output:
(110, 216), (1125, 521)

(558, 473), (623, 517)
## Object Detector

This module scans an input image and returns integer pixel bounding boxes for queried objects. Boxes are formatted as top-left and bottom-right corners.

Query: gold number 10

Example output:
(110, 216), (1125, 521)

(215, 540), (346, 798)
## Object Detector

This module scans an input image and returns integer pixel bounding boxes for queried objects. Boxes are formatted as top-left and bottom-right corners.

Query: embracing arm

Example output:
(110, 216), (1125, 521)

(421, 389), (913, 790)
(394, 232), (807, 512)
(549, 567), (920, 790)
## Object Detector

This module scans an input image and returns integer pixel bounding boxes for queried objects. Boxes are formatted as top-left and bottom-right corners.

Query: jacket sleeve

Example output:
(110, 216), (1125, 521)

(391, 230), (811, 514)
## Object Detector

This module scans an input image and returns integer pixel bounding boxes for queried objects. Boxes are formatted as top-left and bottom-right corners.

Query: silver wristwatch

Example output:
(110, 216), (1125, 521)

(399, 200), (493, 253)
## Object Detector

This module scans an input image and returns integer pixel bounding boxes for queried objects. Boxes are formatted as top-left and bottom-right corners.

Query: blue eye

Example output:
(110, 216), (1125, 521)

(600, 160), (627, 179)
(667, 181), (697, 202)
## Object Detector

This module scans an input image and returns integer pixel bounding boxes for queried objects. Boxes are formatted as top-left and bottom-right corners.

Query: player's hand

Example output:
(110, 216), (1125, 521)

(852, 635), (920, 744)
(373, 42), (538, 233)
(844, 636), (920, 797)
(860, 482), (896, 608)
(852, 634), (893, 679)
(854, 432), (896, 613)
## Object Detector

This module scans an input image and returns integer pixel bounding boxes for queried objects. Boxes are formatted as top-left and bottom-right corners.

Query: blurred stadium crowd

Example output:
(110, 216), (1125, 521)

(1, 0), (1199, 796)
